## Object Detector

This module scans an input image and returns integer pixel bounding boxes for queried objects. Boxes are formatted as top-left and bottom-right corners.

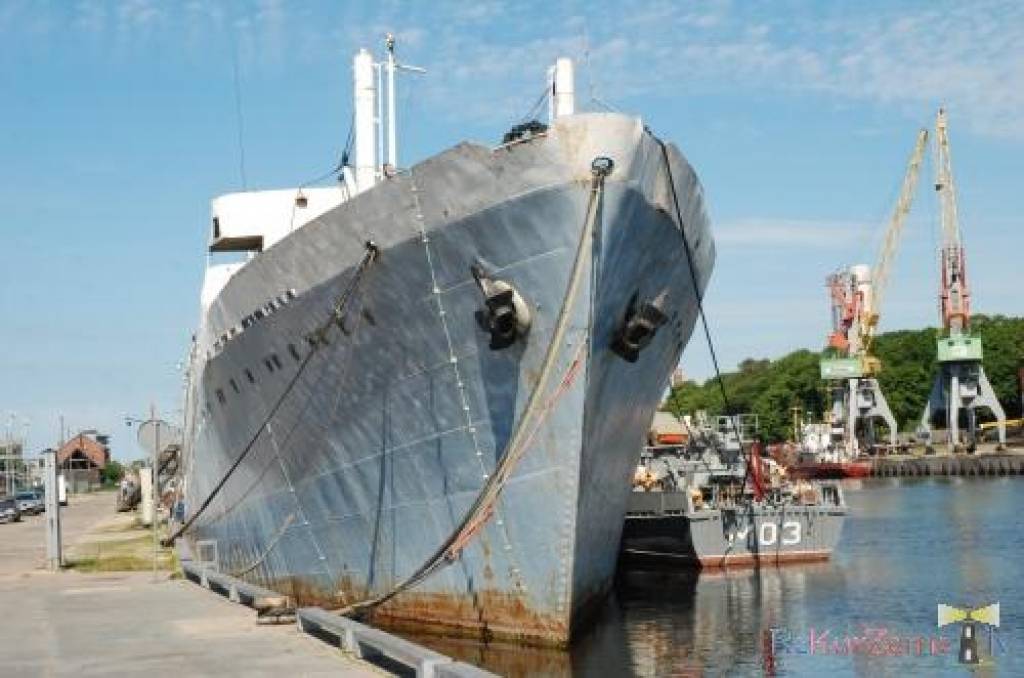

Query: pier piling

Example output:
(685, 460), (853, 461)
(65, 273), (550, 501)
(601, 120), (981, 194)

(871, 453), (1024, 478)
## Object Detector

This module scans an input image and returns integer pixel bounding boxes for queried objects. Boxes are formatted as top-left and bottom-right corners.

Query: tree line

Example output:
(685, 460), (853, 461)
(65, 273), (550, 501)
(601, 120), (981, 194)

(664, 314), (1024, 442)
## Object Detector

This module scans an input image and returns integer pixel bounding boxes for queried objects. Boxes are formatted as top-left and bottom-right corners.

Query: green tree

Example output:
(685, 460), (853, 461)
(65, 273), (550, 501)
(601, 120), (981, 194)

(666, 316), (1024, 441)
(101, 460), (125, 486)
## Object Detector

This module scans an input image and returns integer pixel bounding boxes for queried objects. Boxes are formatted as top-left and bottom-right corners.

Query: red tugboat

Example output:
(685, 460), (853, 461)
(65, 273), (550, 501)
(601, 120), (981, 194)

(784, 423), (874, 479)
(791, 458), (873, 480)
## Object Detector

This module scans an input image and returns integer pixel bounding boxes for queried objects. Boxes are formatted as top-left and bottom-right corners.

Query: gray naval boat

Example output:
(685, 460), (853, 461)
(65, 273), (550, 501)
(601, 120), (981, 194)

(623, 413), (847, 567)
(176, 40), (714, 646)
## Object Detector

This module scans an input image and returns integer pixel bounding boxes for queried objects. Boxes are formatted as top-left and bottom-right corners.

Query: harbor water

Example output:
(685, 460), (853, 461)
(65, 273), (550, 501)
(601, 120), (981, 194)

(412, 476), (1024, 676)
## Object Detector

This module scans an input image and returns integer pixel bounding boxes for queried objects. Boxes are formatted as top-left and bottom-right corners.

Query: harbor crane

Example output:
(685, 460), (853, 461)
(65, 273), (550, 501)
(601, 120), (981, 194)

(919, 108), (1006, 451)
(820, 128), (929, 456)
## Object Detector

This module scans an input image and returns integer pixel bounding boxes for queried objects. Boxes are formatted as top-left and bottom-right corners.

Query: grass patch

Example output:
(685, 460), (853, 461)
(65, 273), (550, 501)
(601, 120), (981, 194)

(66, 525), (177, 573)
(65, 554), (156, 572)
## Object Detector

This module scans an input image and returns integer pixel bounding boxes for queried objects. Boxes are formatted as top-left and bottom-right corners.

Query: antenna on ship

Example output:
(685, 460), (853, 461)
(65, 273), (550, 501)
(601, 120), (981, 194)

(383, 33), (425, 176)
(352, 34), (424, 193)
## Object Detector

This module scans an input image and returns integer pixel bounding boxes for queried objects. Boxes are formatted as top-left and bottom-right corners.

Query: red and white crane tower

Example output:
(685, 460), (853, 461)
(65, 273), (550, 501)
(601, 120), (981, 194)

(918, 109), (1006, 450)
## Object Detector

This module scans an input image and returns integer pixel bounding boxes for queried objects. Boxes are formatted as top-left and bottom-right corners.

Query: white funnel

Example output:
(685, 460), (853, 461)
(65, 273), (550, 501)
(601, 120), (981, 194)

(353, 49), (377, 193)
(549, 57), (575, 121)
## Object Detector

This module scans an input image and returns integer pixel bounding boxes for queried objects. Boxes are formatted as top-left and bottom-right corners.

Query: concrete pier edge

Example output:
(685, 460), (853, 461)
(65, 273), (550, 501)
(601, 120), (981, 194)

(870, 452), (1024, 478)
(179, 559), (497, 678)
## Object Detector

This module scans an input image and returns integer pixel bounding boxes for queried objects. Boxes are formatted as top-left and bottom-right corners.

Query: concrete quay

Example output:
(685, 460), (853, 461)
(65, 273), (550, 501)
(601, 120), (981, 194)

(0, 491), (381, 677)
(871, 450), (1024, 478)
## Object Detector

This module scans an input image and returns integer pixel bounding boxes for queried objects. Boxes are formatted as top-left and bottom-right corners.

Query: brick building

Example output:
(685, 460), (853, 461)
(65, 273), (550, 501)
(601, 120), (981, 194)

(57, 432), (110, 492)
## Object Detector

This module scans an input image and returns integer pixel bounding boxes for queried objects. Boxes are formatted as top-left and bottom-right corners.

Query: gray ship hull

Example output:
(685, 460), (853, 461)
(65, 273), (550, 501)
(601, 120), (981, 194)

(181, 114), (714, 645)
(622, 494), (847, 567)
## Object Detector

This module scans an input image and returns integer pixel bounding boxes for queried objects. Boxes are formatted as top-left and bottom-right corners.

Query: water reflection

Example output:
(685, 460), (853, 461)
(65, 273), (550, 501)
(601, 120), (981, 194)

(412, 561), (848, 675)
(410, 478), (1024, 676)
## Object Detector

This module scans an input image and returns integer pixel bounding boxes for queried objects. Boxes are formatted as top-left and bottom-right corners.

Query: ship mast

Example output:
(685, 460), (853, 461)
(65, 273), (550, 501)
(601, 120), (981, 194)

(352, 34), (424, 193)
(382, 34), (424, 175)
(385, 34), (398, 171)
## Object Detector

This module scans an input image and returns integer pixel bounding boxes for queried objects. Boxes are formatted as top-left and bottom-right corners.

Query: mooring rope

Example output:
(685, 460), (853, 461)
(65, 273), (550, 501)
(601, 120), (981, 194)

(334, 157), (613, 618)
(162, 242), (380, 547)
(653, 139), (757, 494)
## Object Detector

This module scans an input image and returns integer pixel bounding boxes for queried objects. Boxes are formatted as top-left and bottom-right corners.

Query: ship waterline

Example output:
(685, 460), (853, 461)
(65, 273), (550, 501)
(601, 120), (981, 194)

(622, 503), (848, 568)
(181, 113), (715, 645)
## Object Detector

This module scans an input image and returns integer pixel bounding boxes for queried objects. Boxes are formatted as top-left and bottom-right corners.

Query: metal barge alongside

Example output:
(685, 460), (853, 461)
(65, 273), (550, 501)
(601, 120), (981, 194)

(177, 40), (714, 646)
(622, 414), (846, 567)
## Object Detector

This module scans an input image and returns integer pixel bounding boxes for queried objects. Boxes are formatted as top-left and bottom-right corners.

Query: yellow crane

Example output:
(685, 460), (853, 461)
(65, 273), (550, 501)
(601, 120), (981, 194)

(819, 128), (928, 455)
(859, 127), (930, 373)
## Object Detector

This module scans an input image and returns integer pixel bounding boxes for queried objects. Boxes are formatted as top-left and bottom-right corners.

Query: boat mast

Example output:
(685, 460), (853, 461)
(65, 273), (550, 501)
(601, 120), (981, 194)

(385, 33), (397, 171)
(352, 35), (423, 190)
(382, 34), (424, 175)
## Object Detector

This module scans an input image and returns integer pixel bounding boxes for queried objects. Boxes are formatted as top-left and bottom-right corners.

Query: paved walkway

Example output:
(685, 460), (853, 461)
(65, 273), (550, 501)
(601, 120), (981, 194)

(0, 572), (381, 677)
(0, 490), (116, 576)
(0, 492), (380, 677)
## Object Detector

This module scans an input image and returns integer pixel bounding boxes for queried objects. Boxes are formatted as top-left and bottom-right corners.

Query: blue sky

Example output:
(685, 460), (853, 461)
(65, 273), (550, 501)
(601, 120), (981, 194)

(1, 0), (1021, 460)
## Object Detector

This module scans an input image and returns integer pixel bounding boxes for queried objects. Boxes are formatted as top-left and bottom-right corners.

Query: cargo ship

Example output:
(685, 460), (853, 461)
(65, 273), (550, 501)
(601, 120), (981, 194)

(622, 413), (847, 567)
(176, 38), (715, 646)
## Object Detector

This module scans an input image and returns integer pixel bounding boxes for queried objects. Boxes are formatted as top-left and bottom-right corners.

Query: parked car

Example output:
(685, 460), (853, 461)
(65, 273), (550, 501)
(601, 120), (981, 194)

(0, 497), (21, 523)
(15, 491), (43, 515)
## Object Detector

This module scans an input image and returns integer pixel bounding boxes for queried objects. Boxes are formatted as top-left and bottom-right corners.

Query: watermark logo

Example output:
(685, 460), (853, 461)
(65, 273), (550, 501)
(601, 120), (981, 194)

(762, 601), (1009, 673)
(765, 624), (950, 660)
(937, 602), (1000, 665)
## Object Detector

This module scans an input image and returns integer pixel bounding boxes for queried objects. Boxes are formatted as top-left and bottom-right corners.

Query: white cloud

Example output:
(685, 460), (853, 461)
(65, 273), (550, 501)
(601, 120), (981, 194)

(405, 0), (1024, 140)
(802, 3), (1024, 139)
(4, 1), (1022, 140)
